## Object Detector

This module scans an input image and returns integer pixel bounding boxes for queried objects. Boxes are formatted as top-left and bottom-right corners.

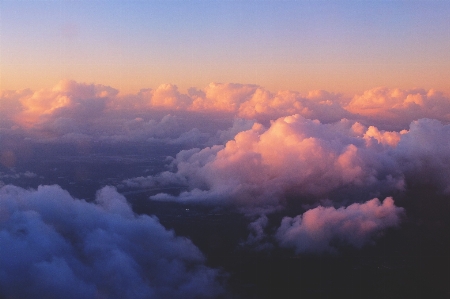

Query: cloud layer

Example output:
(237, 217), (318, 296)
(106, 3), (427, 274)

(2, 80), (449, 146)
(2, 80), (450, 257)
(0, 184), (225, 299)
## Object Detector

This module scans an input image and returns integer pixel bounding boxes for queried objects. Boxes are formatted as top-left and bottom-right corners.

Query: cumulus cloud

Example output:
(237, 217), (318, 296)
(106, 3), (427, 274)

(147, 115), (404, 209)
(206, 118), (255, 146)
(241, 215), (274, 252)
(347, 87), (450, 130)
(189, 82), (259, 112)
(1, 81), (252, 146)
(0, 89), (31, 128)
(13, 80), (117, 127)
(119, 115), (450, 257)
(393, 118), (450, 193)
(2, 81), (449, 147)
(237, 89), (351, 123)
(0, 184), (225, 299)
(276, 197), (404, 253)
(138, 84), (193, 109)
(3, 80), (450, 260)
(138, 114), (450, 209)
(3, 81), (450, 202)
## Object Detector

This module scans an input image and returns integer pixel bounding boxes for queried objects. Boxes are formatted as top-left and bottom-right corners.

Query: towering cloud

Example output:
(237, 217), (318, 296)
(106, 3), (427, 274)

(0, 185), (225, 299)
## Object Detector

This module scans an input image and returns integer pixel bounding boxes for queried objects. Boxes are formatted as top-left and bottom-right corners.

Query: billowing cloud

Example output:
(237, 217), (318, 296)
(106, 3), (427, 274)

(0, 184), (225, 299)
(276, 197), (404, 253)
(347, 87), (450, 130)
(2, 81), (449, 147)
(206, 118), (255, 146)
(189, 83), (259, 112)
(13, 80), (117, 127)
(3, 80), (450, 263)
(138, 84), (193, 109)
(241, 215), (274, 252)
(0, 81), (246, 147)
(0, 89), (31, 127)
(393, 118), (450, 193)
(237, 89), (351, 123)
(130, 112), (450, 210)
(146, 115), (404, 209)
(187, 83), (351, 123)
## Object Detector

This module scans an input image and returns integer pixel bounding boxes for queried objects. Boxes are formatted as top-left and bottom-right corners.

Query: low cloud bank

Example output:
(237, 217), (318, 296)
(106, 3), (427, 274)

(0, 185), (225, 299)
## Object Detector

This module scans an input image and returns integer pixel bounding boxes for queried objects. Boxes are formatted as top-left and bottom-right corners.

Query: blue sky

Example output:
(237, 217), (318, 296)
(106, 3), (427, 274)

(1, 0), (449, 94)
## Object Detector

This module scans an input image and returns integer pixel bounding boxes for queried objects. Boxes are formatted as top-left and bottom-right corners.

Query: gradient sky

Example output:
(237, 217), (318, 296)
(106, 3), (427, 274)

(1, 0), (449, 95)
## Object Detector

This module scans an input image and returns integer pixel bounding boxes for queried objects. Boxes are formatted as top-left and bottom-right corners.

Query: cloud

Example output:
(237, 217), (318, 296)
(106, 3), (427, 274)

(275, 197), (404, 253)
(0, 184), (225, 299)
(147, 115), (404, 209)
(141, 115), (450, 209)
(2, 81), (449, 147)
(393, 118), (450, 193)
(139, 84), (193, 109)
(206, 118), (255, 146)
(347, 87), (450, 130)
(13, 80), (117, 127)
(0, 171), (37, 180)
(0, 89), (31, 127)
(3, 81), (450, 202)
(0, 81), (248, 146)
(241, 215), (274, 252)
(237, 89), (351, 123)
(190, 82), (259, 112)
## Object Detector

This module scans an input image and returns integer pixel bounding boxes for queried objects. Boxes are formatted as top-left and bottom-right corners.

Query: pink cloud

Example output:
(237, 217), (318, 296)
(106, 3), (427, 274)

(147, 115), (404, 209)
(2, 81), (449, 137)
(276, 197), (404, 253)
(347, 87), (450, 129)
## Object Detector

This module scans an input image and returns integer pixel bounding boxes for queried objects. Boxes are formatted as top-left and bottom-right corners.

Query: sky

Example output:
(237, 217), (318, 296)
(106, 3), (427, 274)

(1, 0), (450, 95)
